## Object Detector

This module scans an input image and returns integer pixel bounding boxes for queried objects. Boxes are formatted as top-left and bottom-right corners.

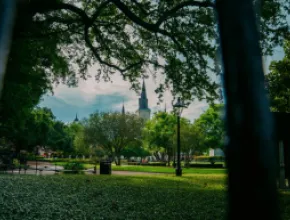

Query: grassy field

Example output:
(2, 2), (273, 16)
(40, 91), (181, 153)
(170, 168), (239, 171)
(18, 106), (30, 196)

(0, 174), (226, 220)
(0, 174), (290, 219)
(53, 162), (226, 174)
(112, 165), (226, 174)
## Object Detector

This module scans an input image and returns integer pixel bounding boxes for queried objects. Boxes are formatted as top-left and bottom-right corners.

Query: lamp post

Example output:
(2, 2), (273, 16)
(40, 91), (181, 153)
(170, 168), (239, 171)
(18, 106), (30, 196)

(173, 97), (185, 176)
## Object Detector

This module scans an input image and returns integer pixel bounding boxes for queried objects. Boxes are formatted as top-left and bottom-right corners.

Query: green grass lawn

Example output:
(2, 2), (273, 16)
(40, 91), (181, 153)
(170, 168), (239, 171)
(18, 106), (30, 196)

(0, 174), (289, 219)
(112, 165), (226, 174)
(53, 162), (226, 174)
(0, 174), (226, 220)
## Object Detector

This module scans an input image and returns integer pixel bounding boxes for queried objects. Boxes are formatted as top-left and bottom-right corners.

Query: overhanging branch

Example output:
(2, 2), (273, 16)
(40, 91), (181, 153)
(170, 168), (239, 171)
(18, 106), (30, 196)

(156, 0), (215, 27)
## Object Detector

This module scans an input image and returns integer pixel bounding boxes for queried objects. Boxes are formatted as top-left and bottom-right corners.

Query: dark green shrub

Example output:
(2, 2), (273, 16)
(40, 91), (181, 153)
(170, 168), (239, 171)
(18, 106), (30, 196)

(143, 162), (167, 167)
(63, 162), (85, 174)
(127, 162), (141, 165)
(189, 164), (224, 168)
(194, 156), (224, 164)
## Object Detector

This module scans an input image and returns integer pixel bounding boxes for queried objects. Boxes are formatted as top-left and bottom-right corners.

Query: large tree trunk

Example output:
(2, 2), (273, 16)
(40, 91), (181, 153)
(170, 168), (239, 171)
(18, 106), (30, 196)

(115, 155), (121, 166)
(167, 155), (171, 167)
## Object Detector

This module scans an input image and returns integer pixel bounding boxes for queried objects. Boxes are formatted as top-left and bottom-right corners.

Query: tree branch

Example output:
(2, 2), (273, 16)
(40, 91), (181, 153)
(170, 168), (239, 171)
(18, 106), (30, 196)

(156, 0), (215, 27)
(89, 1), (111, 25)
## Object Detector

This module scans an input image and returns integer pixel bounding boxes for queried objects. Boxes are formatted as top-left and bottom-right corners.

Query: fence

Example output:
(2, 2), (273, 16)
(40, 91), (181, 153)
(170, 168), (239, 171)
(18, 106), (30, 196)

(0, 153), (99, 175)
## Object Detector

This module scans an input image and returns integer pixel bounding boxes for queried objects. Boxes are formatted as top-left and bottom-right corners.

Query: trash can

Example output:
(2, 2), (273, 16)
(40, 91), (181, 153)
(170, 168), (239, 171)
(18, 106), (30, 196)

(100, 161), (112, 175)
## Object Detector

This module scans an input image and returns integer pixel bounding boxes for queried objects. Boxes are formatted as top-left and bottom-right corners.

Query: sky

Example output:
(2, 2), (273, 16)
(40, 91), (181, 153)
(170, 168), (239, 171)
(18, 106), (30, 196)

(39, 30), (286, 124)
(39, 49), (284, 123)
(39, 66), (211, 123)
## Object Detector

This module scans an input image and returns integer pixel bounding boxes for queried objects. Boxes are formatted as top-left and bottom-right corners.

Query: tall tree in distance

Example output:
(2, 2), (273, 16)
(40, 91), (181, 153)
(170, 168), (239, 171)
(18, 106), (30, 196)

(266, 39), (290, 113)
(83, 112), (144, 165)
(193, 104), (225, 151)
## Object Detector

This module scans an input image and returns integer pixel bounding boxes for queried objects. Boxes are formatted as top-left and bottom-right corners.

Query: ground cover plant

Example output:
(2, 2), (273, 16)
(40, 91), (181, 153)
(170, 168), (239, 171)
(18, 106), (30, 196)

(1, 174), (290, 219)
(112, 165), (226, 174)
(0, 174), (226, 220)
(53, 162), (226, 174)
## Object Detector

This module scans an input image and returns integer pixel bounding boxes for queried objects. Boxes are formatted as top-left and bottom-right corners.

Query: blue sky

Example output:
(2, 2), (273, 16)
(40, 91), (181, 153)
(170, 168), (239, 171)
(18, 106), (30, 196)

(39, 46), (285, 123)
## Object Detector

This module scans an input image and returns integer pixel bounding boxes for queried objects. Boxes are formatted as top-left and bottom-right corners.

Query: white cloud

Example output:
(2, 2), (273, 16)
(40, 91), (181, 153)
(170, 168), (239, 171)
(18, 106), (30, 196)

(40, 62), (209, 122)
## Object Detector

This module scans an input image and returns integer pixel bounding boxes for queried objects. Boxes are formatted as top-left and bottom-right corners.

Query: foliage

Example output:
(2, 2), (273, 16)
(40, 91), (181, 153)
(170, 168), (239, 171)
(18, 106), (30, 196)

(193, 156), (225, 165)
(175, 119), (207, 166)
(121, 145), (150, 159)
(83, 112), (144, 165)
(2, 107), (55, 153)
(0, 174), (228, 219)
(63, 162), (85, 174)
(193, 104), (225, 150)
(0, 8), (74, 150)
(46, 120), (74, 155)
(143, 112), (178, 163)
(266, 39), (290, 113)
(13, 0), (289, 104)
(65, 122), (91, 156)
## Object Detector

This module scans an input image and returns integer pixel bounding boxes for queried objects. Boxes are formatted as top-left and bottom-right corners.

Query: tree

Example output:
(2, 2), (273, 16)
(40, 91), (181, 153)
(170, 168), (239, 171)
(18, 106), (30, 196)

(68, 122), (92, 156)
(176, 121), (206, 166)
(194, 104), (225, 150)
(0, 5), (74, 149)
(47, 121), (74, 156)
(143, 112), (176, 164)
(121, 145), (150, 161)
(83, 112), (144, 165)
(4, 107), (55, 153)
(266, 39), (290, 113)
(12, 0), (288, 104)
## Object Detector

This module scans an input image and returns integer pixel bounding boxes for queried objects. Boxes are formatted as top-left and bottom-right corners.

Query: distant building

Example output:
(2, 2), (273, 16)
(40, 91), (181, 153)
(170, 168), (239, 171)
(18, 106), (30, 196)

(209, 148), (224, 157)
(73, 113), (79, 122)
(138, 79), (151, 121)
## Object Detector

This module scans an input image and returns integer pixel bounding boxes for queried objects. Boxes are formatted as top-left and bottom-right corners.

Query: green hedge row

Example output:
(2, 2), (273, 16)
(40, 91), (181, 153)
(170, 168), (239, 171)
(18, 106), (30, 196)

(127, 162), (167, 166)
(193, 156), (224, 164)
(189, 164), (224, 168)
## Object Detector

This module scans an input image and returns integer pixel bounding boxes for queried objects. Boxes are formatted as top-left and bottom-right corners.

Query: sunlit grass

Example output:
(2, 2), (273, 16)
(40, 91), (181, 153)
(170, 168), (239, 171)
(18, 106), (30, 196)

(0, 174), (226, 220)
(53, 162), (226, 174)
(1, 174), (289, 219)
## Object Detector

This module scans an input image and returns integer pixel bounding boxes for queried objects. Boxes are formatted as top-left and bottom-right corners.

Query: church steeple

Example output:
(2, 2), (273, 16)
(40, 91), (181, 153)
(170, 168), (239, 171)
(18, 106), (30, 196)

(139, 79), (149, 110)
(74, 113), (79, 122)
(138, 79), (151, 121)
(122, 101), (125, 114)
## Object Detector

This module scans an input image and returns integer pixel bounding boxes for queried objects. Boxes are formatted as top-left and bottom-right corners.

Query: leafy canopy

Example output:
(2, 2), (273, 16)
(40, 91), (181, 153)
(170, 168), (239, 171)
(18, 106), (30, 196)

(266, 38), (290, 113)
(15, 0), (290, 103)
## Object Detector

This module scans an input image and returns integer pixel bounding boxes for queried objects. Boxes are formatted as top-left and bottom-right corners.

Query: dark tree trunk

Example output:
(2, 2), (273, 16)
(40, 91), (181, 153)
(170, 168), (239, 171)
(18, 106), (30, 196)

(216, 0), (279, 219)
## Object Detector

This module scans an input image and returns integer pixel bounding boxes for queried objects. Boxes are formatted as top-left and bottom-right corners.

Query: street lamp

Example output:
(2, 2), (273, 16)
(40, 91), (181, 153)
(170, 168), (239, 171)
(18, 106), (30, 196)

(173, 97), (185, 176)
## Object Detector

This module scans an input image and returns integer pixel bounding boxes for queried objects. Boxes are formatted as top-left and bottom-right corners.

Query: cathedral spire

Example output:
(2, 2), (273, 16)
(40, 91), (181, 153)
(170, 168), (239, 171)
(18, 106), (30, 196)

(139, 79), (148, 109)
(122, 101), (125, 114)
(74, 113), (79, 122)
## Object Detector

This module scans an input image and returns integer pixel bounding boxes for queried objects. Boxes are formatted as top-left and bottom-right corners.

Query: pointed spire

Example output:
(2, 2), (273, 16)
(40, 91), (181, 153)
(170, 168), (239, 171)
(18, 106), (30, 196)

(141, 78), (147, 99)
(139, 79), (149, 109)
(74, 113), (79, 122)
(122, 100), (125, 114)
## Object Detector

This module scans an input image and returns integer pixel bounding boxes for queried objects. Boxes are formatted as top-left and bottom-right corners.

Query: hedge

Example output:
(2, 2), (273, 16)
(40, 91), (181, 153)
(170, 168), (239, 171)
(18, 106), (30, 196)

(142, 162), (167, 167)
(193, 156), (224, 164)
(127, 162), (167, 166)
(189, 163), (224, 168)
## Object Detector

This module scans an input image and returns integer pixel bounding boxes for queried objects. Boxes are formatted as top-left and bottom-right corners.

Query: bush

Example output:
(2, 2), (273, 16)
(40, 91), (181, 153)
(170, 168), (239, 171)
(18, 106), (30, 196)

(143, 162), (167, 167)
(193, 156), (224, 164)
(26, 155), (46, 161)
(127, 162), (167, 166)
(127, 162), (140, 165)
(189, 163), (224, 168)
(63, 162), (85, 174)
